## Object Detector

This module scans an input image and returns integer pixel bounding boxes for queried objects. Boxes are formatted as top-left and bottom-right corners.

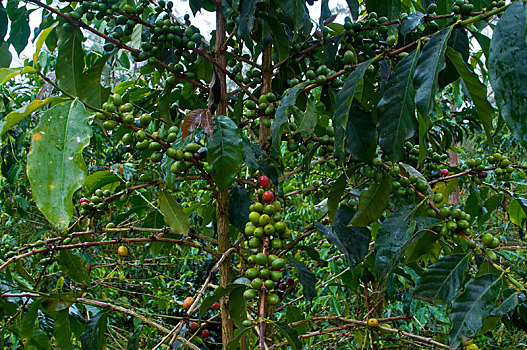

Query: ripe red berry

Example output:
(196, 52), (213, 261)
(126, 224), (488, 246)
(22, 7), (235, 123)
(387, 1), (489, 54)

(278, 283), (287, 291)
(201, 329), (210, 338)
(259, 175), (270, 188)
(79, 198), (90, 204)
(286, 277), (294, 286)
(478, 171), (487, 179)
(193, 152), (202, 160)
(211, 301), (220, 311)
(441, 169), (449, 176)
(262, 190), (274, 203)
(189, 321), (198, 330)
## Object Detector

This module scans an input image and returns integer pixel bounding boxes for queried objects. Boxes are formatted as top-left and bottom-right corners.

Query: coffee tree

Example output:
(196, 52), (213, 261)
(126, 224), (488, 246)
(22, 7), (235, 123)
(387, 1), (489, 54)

(1, 0), (527, 348)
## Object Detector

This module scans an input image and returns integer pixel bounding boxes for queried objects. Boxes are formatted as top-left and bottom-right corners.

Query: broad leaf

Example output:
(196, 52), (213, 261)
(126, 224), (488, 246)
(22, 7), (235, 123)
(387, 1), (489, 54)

(449, 274), (502, 348)
(54, 309), (73, 350)
(350, 175), (391, 227)
(261, 14), (290, 61)
(327, 174), (347, 223)
(84, 171), (122, 196)
(289, 258), (316, 303)
(127, 324), (143, 350)
(33, 22), (57, 64)
(81, 310), (109, 350)
(346, 106), (377, 162)
(488, 3), (527, 148)
(446, 47), (494, 145)
(377, 50), (420, 161)
(414, 26), (453, 117)
(237, 0), (257, 44)
(56, 27), (85, 98)
(207, 115), (243, 190)
(414, 254), (470, 304)
(0, 96), (69, 136)
(7, 2), (30, 54)
(276, 322), (302, 350)
(56, 250), (90, 284)
(181, 108), (214, 140)
(199, 283), (246, 320)
(21, 299), (43, 343)
(401, 13), (425, 37)
(159, 190), (190, 234)
(271, 83), (307, 153)
(365, 0), (401, 20)
(334, 58), (375, 158)
(27, 100), (91, 229)
(229, 185), (251, 232)
(0, 66), (35, 86)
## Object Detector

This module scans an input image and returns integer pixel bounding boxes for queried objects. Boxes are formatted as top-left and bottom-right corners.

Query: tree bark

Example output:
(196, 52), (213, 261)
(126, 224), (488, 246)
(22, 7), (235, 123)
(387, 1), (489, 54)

(214, 1), (234, 348)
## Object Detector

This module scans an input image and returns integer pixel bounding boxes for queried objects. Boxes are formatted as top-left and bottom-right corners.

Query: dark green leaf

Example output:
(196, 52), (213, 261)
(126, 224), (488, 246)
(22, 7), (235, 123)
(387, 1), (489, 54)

(350, 175), (391, 227)
(335, 205), (371, 263)
(229, 185), (251, 232)
(446, 47), (494, 145)
(289, 258), (316, 303)
(242, 136), (264, 172)
(79, 54), (112, 109)
(7, 3), (30, 54)
(84, 171), (121, 196)
(237, 0), (257, 44)
(127, 324), (143, 350)
(334, 58), (375, 158)
(56, 251), (90, 284)
(276, 322), (301, 350)
(207, 115), (244, 190)
(401, 12), (425, 37)
(159, 190), (190, 234)
(226, 327), (251, 350)
(54, 309), (73, 350)
(414, 26), (453, 117)
(21, 299), (43, 342)
(488, 3), (527, 148)
(189, 0), (204, 15)
(345, 0), (360, 21)
(327, 174), (347, 223)
(414, 254), (470, 304)
(320, 0), (331, 24)
(491, 289), (519, 317)
(0, 41), (12, 68)
(81, 310), (109, 350)
(271, 83), (307, 153)
(0, 3), (7, 45)
(56, 27), (85, 98)
(365, 0), (401, 20)
(346, 106), (377, 162)
(199, 283), (246, 320)
(449, 274), (502, 348)
(261, 14), (290, 61)
(377, 50), (420, 161)
(229, 287), (247, 328)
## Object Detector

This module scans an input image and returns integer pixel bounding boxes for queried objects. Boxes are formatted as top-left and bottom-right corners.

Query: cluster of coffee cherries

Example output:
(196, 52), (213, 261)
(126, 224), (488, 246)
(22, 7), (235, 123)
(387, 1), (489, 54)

(245, 92), (277, 128)
(79, 188), (113, 217)
(403, 141), (449, 172)
(242, 175), (293, 306)
(169, 142), (208, 174)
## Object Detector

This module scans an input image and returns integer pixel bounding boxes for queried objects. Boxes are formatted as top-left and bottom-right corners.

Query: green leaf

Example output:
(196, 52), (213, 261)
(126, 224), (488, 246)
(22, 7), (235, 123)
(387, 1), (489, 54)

(286, 306), (308, 335)
(401, 13), (425, 37)
(0, 2), (7, 45)
(229, 185), (251, 233)
(491, 289), (519, 317)
(158, 190), (190, 234)
(84, 171), (122, 196)
(226, 327), (251, 350)
(27, 100), (92, 229)
(261, 14), (290, 61)
(345, 106), (377, 162)
(126, 324), (143, 350)
(296, 99), (317, 134)
(446, 47), (494, 145)
(377, 50), (420, 161)
(81, 310), (109, 350)
(449, 274), (502, 349)
(327, 174), (347, 223)
(271, 83), (307, 153)
(229, 287), (247, 328)
(237, 0), (257, 44)
(289, 258), (316, 303)
(414, 26), (454, 117)
(350, 175), (391, 227)
(508, 198), (527, 228)
(21, 299), (43, 343)
(30, 328), (51, 350)
(54, 309), (73, 350)
(0, 96), (69, 136)
(33, 22), (58, 64)
(488, 3), (527, 149)
(276, 322), (302, 350)
(7, 3), (30, 54)
(0, 42), (12, 68)
(335, 205), (371, 263)
(413, 254), (470, 304)
(365, 0), (401, 20)
(345, 0), (360, 21)
(199, 283), (246, 321)
(79, 54), (112, 109)
(56, 251), (90, 284)
(56, 26), (85, 98)
(0, 66), (35, 86)
(207, 115), (243, 190)
(334, 58), (375, 158)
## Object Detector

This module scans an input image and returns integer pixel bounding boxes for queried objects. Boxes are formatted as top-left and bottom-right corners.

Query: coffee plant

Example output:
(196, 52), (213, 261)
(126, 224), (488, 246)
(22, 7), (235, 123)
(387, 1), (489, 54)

(1, 0), (527, 348)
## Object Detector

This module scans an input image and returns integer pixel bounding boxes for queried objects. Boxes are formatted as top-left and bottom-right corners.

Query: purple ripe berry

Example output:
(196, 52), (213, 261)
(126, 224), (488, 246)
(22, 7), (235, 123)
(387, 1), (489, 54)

(478, 171), (487, 179)
(278, 283), (287, 291)
(286, 277), (294, 286)
(193, 152), (202, 160)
